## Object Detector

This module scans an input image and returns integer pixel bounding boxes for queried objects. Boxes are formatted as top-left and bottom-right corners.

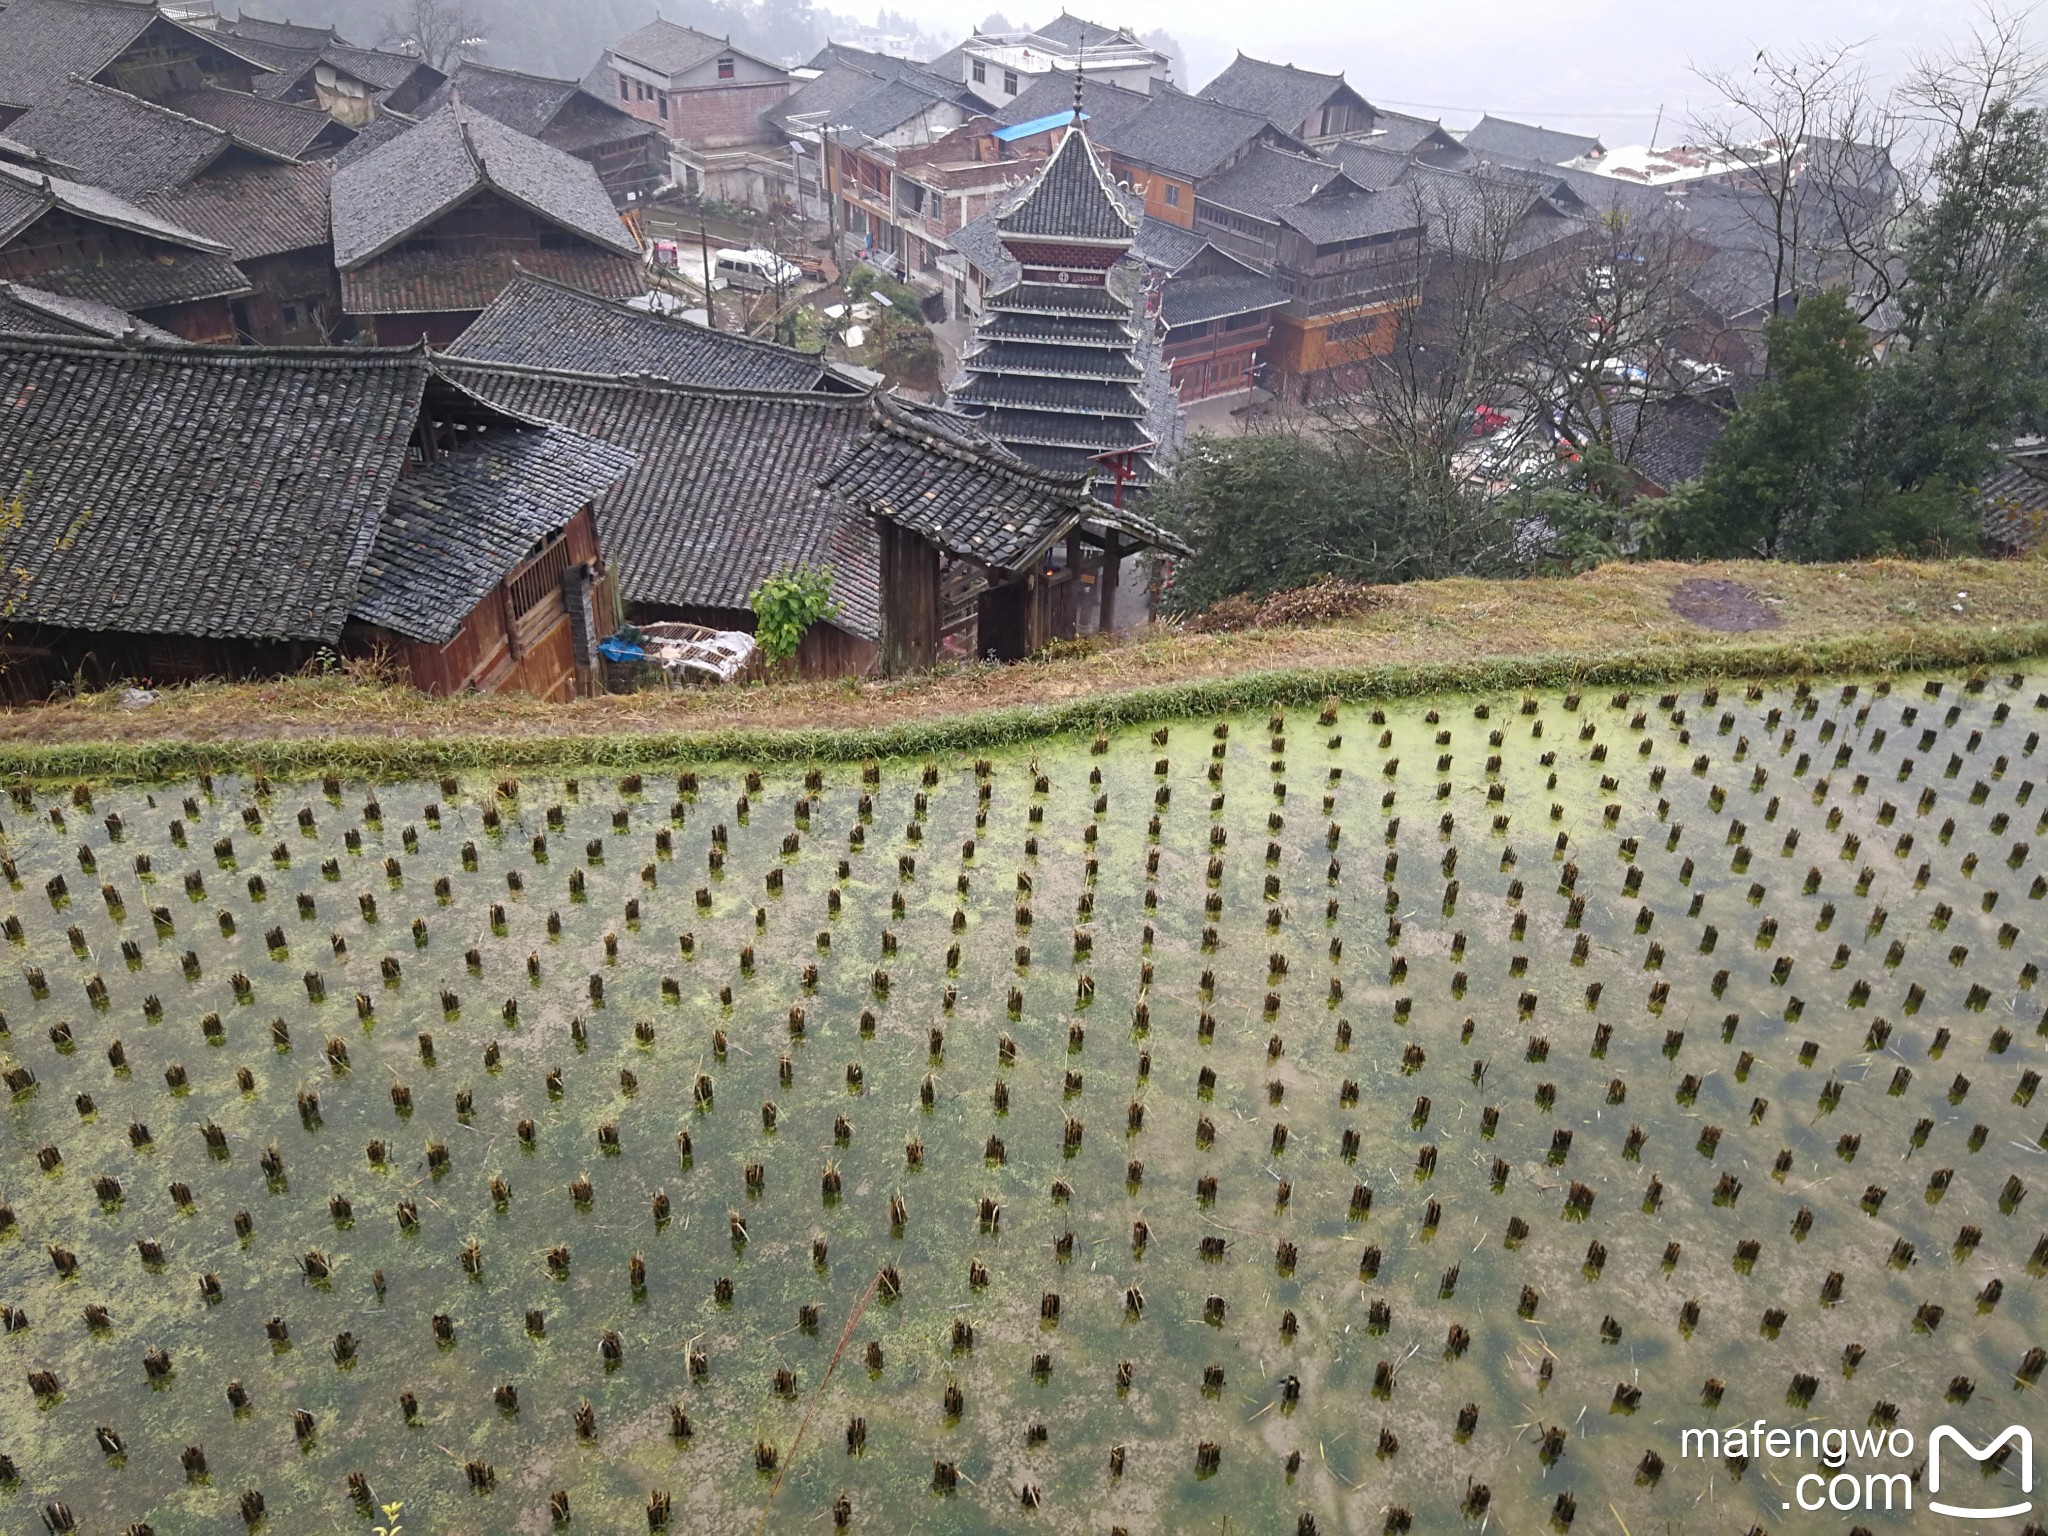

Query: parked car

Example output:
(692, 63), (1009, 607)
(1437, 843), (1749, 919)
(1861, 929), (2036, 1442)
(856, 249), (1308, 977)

(714, 248), (803, 292)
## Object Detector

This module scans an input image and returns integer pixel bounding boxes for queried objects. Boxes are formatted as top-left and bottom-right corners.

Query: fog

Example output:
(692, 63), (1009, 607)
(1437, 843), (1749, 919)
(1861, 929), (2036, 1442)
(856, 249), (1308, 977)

(850, 0), (1998, 143)
(294, 0), (2010, 145)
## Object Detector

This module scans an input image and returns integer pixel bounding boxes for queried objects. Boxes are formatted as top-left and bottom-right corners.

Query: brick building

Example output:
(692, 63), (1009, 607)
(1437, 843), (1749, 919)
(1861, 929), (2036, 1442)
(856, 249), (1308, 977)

(599, 19), (794, 208)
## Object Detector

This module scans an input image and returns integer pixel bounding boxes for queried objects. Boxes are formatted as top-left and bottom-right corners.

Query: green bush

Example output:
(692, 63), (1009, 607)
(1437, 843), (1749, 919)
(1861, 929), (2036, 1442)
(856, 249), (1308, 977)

(749, 564), (839, 665)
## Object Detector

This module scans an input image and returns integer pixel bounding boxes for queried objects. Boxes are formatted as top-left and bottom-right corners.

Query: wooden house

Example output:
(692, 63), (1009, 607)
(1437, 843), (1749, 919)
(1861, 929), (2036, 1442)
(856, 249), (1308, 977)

(438, 358), (1187, 679)
(0, 334), (634, 700)
(217, 14), (445, 125)
(0, 158), (250, 341)
(0, 0), (271, 125)
(446, 271), (859, 392)
(822, 395), (1186, 670)
(143, 159), (341, 344)
(422, 62), (667, 207)
(329, 101), (645, 346)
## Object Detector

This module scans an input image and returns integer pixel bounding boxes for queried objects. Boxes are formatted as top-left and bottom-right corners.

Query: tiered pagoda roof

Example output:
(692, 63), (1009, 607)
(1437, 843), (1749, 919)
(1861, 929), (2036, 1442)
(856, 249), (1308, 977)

(950, 121), (1161, 498)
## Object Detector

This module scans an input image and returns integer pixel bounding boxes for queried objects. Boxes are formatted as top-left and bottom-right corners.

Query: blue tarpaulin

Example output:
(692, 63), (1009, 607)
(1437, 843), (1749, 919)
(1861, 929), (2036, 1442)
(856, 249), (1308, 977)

(992, 110), (1083, 143)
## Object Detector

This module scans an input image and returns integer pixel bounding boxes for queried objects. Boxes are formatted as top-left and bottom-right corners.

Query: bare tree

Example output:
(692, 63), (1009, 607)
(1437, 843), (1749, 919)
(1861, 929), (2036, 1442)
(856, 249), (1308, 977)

(1890, 8), (2048, 349)
(1303, 169), (1539, 577)
(381, 0), (488, 72)
(1690, 43), (1903, 319)
(1502, 194), (1715, 463)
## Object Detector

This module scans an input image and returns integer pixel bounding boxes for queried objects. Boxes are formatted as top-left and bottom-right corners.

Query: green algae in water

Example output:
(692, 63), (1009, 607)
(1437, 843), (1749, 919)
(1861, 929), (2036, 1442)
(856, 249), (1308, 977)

(0, 673), (2043, 1533)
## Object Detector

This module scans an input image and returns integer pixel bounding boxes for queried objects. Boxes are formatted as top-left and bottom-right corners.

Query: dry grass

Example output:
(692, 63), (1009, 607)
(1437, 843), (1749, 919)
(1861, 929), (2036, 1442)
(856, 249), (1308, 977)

(4, 558), (2042, 763)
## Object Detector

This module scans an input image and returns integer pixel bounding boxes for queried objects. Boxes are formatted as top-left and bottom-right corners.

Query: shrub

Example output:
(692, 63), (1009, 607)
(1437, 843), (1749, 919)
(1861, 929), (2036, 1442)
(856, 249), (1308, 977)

(749, 564), (839, 667)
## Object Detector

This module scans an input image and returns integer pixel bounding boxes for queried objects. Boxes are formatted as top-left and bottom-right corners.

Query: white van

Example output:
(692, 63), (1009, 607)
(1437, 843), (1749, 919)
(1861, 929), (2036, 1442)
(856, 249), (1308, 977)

(713, 248), (803, 292)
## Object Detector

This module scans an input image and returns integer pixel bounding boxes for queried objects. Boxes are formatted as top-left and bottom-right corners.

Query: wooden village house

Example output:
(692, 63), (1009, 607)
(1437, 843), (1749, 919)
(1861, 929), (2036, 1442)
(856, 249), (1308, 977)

(0, 0), (274, 126)
(422, 62), (667, 208)
(0, 158), (251, 342)
(0, 333), (634, 700)
(329, 100), (646, 346)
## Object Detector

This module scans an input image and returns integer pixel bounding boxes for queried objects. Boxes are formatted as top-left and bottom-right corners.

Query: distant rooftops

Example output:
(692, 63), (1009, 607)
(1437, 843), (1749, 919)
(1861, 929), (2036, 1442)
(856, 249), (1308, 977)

(606, 18), (778, 81)
(1461, 114), (1606, 167)
(960, 22), (1166, 78)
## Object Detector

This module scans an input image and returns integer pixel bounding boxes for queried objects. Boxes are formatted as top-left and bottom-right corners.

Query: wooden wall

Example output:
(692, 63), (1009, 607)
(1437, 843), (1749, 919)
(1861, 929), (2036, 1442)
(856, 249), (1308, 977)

(361, 507), (603, 700)
(878, 522), (940, 676)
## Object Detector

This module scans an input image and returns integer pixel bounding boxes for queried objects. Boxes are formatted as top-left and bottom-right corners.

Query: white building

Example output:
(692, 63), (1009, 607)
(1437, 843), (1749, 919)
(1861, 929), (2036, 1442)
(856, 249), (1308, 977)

(951, 16), (1170, 112)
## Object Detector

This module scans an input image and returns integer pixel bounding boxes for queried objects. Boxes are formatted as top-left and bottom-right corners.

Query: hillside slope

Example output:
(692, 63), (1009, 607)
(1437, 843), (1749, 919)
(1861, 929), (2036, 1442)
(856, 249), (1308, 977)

(1, 558), (2043, 776)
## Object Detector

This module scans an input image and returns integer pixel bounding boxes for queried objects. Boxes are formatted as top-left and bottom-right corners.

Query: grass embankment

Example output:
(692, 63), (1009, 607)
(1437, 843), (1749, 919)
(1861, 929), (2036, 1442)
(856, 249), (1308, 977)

(4, 557), (2044, 779)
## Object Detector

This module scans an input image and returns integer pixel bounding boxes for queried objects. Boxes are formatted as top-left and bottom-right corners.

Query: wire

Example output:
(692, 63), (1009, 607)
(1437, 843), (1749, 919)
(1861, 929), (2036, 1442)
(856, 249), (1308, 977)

(1369, 95), (1676, 122)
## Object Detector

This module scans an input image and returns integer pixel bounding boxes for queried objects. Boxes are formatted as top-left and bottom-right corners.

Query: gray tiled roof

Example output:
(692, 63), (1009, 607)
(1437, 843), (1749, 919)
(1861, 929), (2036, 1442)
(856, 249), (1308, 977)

(975, 307), (1136, 346)
(1034, 14), (1136, 49)
(4, 79), (246, 195)
(329, 112), (414, 169)
(28, 243), (251, 311)
(225, 14), (350, 50)
(995, 72), (1152, 135)
(974, 405), (1150, 452)
(161, 85), (348, 158)
(340, 246), (642, 319)
(836, 75), (962, 143)
(1195, 55), (1351, 135)
(1370, 109), (1459, 156)
(0, 161), (251, 310)
(986, 279), (1133, 317)
(355, 426), (637, 643)
(0, 333), (429, 643)
(1461, 115), (1604, 166)
(1278, 179), (1422, 245)
(1094, 86), (1290, 180)
(1158, 270), (1287, 327)
(995, 126), (1135, 242)
(421, 61), (581, 135)
(953, 370), (1147, 416)
(962, 338), (1141, 379)
(1196, 143), (1342, 221)
(1132, 214), (1206, 271)
(331, 102), (641, 269)
(0, 157), (228, 251)
(420, 61), (659, 154)
(0, 279), (179, 340)
(436, 360), (886, 640)
(141, 160), (333, 263)
(0, 0), (184, 109)
(947, 209), (1018, 286)
(229, 33), (437, 99)
(820, 394), (1091, 573)
(608, 20), (740, 77)
(805, 42), (949, 85)
(1979, 452), (2048, 554)
(1323, 140), (1410, 190)
(1608, 391), (1732, 491)
(768, 61), (894, 135)
(445, 272), (838, 392)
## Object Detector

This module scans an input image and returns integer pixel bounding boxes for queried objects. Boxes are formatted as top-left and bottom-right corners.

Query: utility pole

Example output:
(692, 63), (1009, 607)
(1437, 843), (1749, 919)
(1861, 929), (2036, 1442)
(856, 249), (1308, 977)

(699, 219), (716, 330)
(821, 125), (838, 254)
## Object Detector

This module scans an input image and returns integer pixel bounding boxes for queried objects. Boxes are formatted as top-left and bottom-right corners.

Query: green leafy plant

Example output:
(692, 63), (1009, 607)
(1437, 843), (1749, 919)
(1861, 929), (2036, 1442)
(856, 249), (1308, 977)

(749, 564), (839, 668)
(372, 1501), (404, 1536)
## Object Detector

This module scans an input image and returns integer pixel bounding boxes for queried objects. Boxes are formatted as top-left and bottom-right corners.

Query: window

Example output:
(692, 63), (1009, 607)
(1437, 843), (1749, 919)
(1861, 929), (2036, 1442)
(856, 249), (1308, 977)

(1163, 183), (1180, 208)
(717, 56), (735, 80)
(1002, 69), (1018, 94)
(1325, 314), (1381, 345)
(618, 74), (630, 101)
(972, 58), (986, 83)
(658, 93), (668, 118)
